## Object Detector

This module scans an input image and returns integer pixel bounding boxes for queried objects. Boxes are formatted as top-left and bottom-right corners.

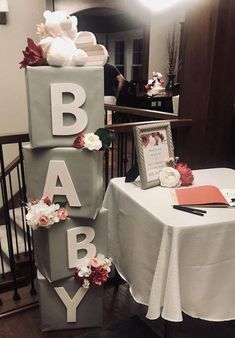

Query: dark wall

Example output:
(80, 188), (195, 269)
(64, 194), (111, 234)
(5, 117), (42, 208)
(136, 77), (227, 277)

(77, 13), (146, 33)
(178, 0), (235, 169)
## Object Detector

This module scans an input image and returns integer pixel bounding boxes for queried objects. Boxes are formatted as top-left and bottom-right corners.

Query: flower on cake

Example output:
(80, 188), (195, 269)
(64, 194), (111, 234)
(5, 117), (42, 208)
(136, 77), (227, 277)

(73, 128), (113, 151)
(145, 71), (165, 97)
(25, 196), (68, 229)
(74, 254), (112, 288)
(159, 157), (194, 188)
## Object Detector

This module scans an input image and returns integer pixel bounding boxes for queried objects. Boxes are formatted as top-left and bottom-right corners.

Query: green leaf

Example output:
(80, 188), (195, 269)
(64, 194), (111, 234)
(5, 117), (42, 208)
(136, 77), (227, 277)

(95, 128), (114, 150)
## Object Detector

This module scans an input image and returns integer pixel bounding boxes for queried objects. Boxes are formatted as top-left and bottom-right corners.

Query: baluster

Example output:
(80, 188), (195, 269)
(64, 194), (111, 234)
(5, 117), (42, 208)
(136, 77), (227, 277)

(123, 133), (128, 175)
(18, 143), (37, 296)
(16, 165), (28, 254)
(0, 240), (5, 279)
(104, 149), (109, 189)
(0, 145), (20, 301)
(119, 133), (124, 177)
(131, 136), (135, 166)
(8, 172), (20, 258)
(111, 134), (114, 179)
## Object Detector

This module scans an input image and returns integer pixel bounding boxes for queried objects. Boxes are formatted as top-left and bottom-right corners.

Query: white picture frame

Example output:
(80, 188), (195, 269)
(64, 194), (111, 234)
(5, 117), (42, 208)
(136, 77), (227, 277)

(134, 122), (174, 189)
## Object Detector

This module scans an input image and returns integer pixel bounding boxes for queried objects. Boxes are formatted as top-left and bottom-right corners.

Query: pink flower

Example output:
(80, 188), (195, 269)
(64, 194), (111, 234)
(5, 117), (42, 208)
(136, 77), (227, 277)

(73, 134), (85, 149)
(175, 163), (194, 186)
(43, 196), (51, 206)
(141, 134), (150, 147)
(19, 38), (46, 69)
(38, 215), (50, 227)
(90, 258), (101, 268)
(57, 208), (68, 220)
(31, 198), (38, 205)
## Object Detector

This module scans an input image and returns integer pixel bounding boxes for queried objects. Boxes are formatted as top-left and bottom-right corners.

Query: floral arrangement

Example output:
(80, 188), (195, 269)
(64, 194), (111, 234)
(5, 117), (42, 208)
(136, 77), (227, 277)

(145, 71), (165, 97)
(25, 196), (68, 229)
(159, 157), (194, 188)
(74, 254), (112, 288)
(73, 128), (113, 151)
(19, 38), (46, 69)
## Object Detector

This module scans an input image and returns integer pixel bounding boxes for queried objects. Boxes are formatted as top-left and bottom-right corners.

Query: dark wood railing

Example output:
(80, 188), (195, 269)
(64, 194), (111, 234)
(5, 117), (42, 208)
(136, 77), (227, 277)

(0, 106), (192, 316)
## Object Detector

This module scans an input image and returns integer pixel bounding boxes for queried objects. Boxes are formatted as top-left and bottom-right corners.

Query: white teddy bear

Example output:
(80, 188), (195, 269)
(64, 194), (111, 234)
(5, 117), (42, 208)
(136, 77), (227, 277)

(37, 10), (88, 67)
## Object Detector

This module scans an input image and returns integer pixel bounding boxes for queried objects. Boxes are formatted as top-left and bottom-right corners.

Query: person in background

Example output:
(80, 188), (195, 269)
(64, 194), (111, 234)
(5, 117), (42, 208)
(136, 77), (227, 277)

(104, 62), (125, 124)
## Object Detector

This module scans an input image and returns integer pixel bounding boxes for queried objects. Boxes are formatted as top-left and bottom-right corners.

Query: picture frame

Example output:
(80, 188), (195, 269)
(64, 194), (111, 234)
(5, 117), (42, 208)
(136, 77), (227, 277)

(133, 122), (174, 189)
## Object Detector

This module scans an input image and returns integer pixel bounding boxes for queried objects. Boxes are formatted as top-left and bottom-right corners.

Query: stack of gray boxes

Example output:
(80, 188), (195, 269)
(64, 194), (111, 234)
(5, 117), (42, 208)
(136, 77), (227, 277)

(23, 66), (107, 331)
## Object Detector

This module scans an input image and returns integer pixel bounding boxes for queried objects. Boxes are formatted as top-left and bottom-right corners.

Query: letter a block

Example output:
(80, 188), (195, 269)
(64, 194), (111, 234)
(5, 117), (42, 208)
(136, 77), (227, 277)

(37, 270), (103, 331)
(33, 209), (108, 282)
(26, 66), (104, 148)
(23, 144), (103, 219)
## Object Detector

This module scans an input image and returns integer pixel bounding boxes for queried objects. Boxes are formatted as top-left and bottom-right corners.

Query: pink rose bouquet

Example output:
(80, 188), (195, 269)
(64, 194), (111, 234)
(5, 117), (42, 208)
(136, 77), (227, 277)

(25, 196), (68, 229)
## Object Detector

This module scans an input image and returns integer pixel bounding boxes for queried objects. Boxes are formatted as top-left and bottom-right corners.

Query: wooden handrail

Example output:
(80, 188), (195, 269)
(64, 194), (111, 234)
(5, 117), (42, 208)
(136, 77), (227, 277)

(0, 116), (191, 147)
(104, 104), (178, 120)
(105, 118), (192, 133)
(0, 156), (21, 180)
(0, 132), (29, 145)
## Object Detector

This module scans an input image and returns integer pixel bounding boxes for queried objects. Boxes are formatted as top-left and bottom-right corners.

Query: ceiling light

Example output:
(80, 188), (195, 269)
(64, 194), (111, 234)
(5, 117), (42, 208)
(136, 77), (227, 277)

(138, 0), (185, 12)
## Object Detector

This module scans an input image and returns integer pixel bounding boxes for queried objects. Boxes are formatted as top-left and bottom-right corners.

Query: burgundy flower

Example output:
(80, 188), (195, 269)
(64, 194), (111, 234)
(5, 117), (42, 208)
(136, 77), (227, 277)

(175, 163), (194, 186)
(19, 38), (46, 69)
(90, 266), (109, 286)
(73, 134), (85, 149)
(43, 196), (52, 206)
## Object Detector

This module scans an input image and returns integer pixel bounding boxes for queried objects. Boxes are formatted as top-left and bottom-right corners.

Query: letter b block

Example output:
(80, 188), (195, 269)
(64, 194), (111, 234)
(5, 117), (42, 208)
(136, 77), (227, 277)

(26, 66), (104, 148)
(33, 209), (108, 282)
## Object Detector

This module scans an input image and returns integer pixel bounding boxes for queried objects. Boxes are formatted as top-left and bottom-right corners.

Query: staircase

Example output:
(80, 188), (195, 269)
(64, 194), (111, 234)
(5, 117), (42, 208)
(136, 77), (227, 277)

(0, 207), (33, 291)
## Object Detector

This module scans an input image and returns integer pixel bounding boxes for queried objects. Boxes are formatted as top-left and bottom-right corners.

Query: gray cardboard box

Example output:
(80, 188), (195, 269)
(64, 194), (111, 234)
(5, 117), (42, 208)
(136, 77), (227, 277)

(23, 144), (103, 219)
(34, 208), (108, 282)
(25, 66), (104, 149)
(37, 270), (103, 331)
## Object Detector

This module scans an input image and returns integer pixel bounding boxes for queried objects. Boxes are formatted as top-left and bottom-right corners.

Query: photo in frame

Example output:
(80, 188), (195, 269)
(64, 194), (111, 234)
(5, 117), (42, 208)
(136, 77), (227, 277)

(133, 122), (174, 189)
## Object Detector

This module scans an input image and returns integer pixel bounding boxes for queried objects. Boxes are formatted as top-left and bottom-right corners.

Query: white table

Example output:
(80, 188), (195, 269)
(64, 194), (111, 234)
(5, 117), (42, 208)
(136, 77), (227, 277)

(103, 168), (235, 322)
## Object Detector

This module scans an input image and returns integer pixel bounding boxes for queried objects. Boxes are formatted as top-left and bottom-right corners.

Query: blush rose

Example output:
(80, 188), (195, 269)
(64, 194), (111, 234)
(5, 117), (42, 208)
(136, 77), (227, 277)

(57, 208), (68, 220)
(38, 215), (50, 227)
(175, 163), (194, 186)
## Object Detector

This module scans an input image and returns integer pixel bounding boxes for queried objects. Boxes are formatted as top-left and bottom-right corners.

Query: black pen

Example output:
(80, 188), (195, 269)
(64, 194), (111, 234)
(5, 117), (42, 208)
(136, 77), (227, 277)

(173, 205), (205, 216)
(174, 205), (207, 214)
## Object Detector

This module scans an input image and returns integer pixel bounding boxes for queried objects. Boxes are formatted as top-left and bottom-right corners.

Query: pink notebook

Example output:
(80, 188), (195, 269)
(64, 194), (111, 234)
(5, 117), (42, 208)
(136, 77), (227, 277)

(171, 185), (233, 207)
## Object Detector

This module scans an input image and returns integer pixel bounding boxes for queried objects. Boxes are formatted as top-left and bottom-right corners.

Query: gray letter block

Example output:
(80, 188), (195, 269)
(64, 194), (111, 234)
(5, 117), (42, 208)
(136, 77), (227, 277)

(33, 209), (108, 282)
(37, 270), (103, 331)
(26, 66), (104, 148)
(23, 144), (103, 219)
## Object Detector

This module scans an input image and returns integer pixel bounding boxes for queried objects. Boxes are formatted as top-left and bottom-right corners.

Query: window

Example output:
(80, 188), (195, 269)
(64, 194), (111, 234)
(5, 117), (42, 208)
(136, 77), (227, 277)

(132, 38), (143, 81)
(115, 41), (125, 76)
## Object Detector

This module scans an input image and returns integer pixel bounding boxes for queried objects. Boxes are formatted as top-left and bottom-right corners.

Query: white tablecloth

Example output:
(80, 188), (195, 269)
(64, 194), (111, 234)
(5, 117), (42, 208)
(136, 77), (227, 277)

(103, 168), (235, 322)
